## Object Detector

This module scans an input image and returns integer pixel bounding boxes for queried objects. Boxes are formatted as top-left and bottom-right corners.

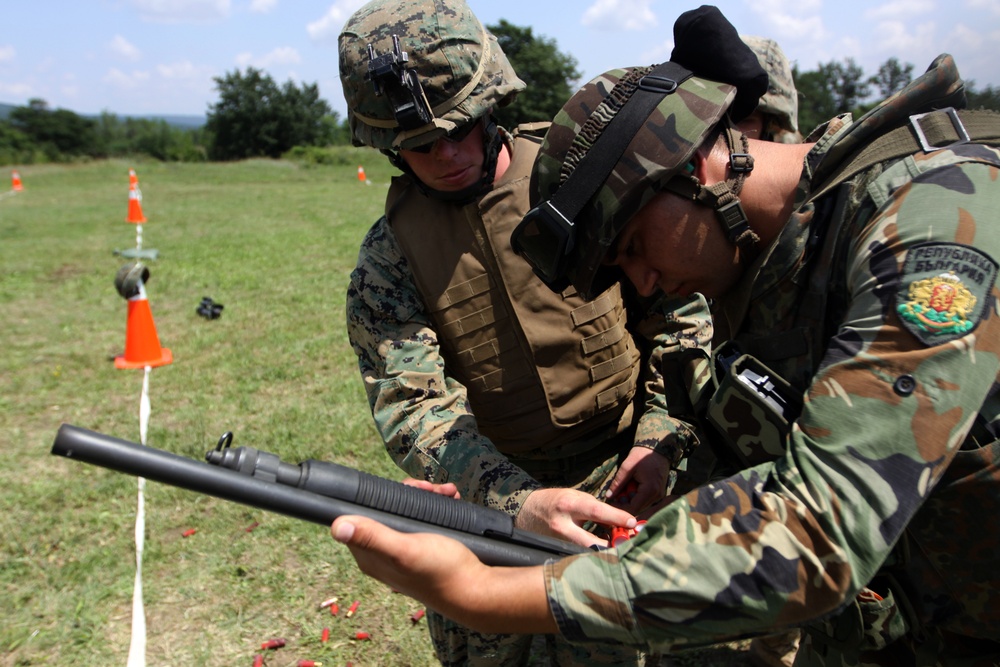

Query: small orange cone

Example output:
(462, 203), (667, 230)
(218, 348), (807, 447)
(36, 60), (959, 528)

(127, 177), (147, 224)
(115, 280), (172, 369)
(11, 170), (23, 191)
(357, 165), (366, 183)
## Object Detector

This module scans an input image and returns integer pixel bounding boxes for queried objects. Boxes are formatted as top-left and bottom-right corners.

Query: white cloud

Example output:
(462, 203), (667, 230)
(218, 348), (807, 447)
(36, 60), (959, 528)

(104, 68), (152, 89)
(35, 56), (56, 73)
(129, 0), (231, 23)
(966, 0), (1000, 15)
(757, 12), (826, 43)
(156, 60), (210, 80)
(250, 0), (277, 12)
(864, 0), (933, 20)
(944, 23), (1000, 87)
(61, 83), (81, 99)
(948, 23), (986, 50)
(0, 45), (14, 63)
(235, 47), (301, 68)
(109, 35), (142, 62)
(750, 0), (822, 13)
(581, 0), (657, 31)
(873, 20), (937, 54)
(836, 35), (863, 62)
(307, 0), (368, 43)
(0, 81), (32, 97)
(639, 41), (672, 66)
(744, 0), (826, 44)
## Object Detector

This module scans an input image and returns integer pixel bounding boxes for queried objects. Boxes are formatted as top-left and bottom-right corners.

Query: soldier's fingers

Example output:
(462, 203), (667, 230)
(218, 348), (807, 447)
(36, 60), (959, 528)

(604, 467), (633, 499)
(577, 500), (637, 531)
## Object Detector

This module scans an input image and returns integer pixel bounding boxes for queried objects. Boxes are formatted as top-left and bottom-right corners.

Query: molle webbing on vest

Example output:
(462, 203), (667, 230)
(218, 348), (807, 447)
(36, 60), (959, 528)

(431, 273), (491, 309)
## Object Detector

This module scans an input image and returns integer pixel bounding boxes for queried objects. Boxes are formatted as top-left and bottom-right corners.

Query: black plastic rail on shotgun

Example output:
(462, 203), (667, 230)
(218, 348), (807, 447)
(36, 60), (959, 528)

(51, 423), (587, 567)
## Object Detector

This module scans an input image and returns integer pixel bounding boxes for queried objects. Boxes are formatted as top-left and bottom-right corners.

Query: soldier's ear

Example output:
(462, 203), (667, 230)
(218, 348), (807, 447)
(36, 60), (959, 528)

(691, 132), (729, 187)
(690, 150), (710, 187)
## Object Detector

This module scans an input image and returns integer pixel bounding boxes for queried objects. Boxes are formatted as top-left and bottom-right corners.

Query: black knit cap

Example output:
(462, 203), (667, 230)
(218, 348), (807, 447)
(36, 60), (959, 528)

(670, 5), (769, 121)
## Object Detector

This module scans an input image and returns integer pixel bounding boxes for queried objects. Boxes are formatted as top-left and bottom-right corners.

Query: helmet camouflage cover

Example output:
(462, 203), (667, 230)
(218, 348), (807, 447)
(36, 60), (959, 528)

(741, 35), (799, 134)
(339, 0), (525, 150)
(527, 67), (736, 298)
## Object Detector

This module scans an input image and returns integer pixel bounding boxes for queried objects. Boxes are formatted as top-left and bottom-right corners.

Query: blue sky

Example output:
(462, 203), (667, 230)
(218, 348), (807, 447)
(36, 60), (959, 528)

(2, 0), (998, 120)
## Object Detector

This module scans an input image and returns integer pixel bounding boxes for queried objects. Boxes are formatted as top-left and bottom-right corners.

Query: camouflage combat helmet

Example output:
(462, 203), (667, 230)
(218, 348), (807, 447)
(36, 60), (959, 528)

(338, 0), (524, 151)
(742, 35), (800, 137)
(512, 6), (767, 300)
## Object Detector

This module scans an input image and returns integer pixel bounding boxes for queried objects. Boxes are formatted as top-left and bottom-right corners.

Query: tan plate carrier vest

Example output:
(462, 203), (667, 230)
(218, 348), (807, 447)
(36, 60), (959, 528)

(388, 129), (640, 456)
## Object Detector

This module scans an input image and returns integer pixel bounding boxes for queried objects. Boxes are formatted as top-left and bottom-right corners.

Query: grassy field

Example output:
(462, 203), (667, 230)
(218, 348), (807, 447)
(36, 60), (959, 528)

(0, 157), (757, 667)
(0, 155), (444, 666)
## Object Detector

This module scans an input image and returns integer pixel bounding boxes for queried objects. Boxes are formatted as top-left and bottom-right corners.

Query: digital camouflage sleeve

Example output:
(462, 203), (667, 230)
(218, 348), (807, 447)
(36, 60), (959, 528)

(346, 217), (536, 512)
(346, 216), (713, 514)
(543, 142), (1000, 650)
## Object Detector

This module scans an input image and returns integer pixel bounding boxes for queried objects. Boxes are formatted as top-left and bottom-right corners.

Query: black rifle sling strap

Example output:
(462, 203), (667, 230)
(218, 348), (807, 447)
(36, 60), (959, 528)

(548, 61), (694, 222)
(807, 108), (1000, 206)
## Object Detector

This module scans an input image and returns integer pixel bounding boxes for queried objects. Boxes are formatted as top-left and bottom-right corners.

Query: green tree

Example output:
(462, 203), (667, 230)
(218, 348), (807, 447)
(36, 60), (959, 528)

(822, 58), (871, 113)
(869, 57), (913, 98)
(966, 82), (1000, 112)
(794, 58), (874, 133)
(90, 112), (208, 162)
(0, 120), (32, 165)
(206, 67), (334, 160)
(8, 98), (96, 160)
(487, 20), (581, 129)
(793, 65), (838, 135)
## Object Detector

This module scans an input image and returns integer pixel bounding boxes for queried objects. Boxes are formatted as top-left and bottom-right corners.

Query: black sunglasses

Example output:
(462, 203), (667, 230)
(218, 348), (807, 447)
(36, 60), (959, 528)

(405, 121), (480, 153)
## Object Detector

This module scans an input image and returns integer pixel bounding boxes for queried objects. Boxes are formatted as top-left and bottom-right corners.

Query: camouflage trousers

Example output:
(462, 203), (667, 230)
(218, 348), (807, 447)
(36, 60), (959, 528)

(427, 443), (654, 666)
(426, 610), (648, 666)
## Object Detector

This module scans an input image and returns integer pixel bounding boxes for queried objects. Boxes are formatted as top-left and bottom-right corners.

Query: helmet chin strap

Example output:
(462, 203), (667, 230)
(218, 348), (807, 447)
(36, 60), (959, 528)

(665, 124), (760, 263)
(385, 115), (505, 204)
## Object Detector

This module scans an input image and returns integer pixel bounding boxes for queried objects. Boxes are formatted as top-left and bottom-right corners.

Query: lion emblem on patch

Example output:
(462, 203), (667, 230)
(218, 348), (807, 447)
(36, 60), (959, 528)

(898, 273), (976, 337)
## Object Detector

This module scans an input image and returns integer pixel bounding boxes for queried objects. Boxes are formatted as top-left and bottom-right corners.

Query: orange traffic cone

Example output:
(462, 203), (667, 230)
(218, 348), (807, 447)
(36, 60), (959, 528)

(115, 280), (172, 369)
(357, 165), (366, 182)
(127, 178), (147, 224)
(11, 170), (23, 191)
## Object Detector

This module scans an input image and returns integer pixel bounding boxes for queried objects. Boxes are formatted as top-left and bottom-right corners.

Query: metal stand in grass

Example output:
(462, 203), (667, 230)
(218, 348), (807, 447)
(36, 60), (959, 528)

(120, 168), (159, 261)
(113, 176), (174, 665)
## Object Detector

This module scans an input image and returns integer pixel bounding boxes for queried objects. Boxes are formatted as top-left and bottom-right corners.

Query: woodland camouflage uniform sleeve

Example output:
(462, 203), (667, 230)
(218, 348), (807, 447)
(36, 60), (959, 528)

(345, 217), (540, 513)
(543, 150), (1000, 651)
(631, 293), (714, 467)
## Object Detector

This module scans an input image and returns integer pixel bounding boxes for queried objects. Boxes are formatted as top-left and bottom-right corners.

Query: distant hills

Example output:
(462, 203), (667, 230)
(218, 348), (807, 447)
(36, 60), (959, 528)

(0, 101), (205, 129)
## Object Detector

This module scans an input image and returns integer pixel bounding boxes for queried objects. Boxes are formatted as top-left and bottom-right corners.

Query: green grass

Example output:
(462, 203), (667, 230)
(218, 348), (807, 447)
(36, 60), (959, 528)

(0, 155), (441, 666)
(0, 158), (759, 667)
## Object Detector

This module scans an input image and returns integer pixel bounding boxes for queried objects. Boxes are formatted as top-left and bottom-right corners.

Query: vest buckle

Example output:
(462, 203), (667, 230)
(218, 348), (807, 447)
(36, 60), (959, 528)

(909, 107), (969, 153)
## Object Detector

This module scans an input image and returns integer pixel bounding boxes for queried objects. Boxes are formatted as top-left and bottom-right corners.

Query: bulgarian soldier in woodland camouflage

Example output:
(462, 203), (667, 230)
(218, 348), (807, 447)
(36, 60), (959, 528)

(740, 33), (805, 667)
(331, 5), (1000, 665)
(338, 0), (711, 664)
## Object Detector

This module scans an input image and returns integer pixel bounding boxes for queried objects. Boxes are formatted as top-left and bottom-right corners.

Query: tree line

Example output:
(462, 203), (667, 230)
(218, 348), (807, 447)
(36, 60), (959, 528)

(795, 57), (1000, 132)
(2, 21), (998, 166)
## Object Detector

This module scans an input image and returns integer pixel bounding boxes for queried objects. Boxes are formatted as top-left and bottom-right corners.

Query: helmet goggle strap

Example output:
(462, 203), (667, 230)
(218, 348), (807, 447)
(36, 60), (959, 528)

(664, 125), (760, 263)
(512, 61), (695, 291)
